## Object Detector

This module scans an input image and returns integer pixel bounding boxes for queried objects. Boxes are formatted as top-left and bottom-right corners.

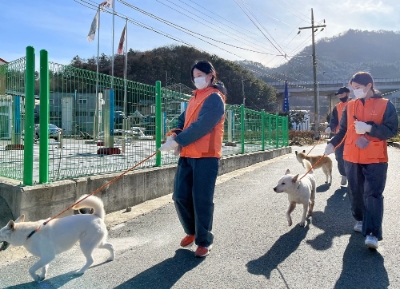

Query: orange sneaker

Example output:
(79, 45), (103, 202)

(195, 245), (212, 258)
(180, 235), (195, 247)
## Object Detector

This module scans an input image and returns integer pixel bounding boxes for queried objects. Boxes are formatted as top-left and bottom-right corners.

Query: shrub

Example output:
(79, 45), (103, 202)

(289, 130), (315, 146)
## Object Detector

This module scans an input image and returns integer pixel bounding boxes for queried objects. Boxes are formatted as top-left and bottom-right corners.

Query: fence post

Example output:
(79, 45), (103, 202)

(155, 81), (162, 166)
(241, 104), (245, 154)
(261, 110), (265, 151)
(275, 113), (279, 148)
(23, 46), (35, 186)
(285, 115), (289, 146)
(11, 96), (21, 145)
(39, 49), (49, 184)
(268, 114), (272, 146)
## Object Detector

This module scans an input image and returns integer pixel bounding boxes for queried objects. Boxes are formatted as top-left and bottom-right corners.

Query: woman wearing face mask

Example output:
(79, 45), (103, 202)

(325, 86), (351, 186)
(159, 60), (226, 257)
(324, 72), (398, 249)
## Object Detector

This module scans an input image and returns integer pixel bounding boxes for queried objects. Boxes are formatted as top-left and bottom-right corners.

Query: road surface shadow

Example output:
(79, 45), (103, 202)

(0, 196), (14, 227)
(246, 222), (310, 279)
(316, 182), (331, 192)
(334, 233), (389, 289)
(4, 270), (81, 289)
(114, 248), (204, 289)
(307, 186), (353, 250)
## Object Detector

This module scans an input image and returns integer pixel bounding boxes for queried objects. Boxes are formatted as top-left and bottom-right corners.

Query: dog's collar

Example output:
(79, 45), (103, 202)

(26, 223), (46, 240)
(26, 230), (36, 240)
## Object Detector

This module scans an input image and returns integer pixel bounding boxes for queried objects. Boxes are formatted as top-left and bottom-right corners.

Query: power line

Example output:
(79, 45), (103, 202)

(239, 0), (287, 55)
(75, 0), (316, 92)
(77, 0), (214, 55)
(156, 0), (279, 56)
(118, 0), (284, 57)
(233, 0), (286, 57)
(269, 0), (309, 23)
(280, 0), (310, 19)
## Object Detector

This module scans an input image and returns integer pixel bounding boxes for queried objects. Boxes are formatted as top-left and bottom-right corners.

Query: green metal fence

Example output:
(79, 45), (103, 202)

(0, 50), (288, 185)
(0, 57), (26, 182)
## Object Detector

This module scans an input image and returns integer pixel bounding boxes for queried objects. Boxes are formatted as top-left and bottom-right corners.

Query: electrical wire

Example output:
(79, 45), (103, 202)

(118, 0), (283, 56)
(269, 0), (309, 23)
(239, 0), (287, 55)
(156, 0), (279, 56)
(233, 0), (286, 57)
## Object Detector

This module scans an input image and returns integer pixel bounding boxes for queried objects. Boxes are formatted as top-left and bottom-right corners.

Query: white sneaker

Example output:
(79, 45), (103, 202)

(341, 175), (347, 185)
(353, 221), (363, 233)
(365, 234), (378, 249)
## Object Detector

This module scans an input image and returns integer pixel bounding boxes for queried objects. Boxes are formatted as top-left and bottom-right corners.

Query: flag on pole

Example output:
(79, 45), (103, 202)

(100, 0), (114, 10)
(117, 24), (126, 55)
(283, 80), (290, 112)
(87, 11), (99, 42)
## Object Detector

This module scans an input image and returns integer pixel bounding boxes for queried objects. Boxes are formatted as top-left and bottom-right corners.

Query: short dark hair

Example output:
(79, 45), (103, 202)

(350, 72), (376, 94)
(190, 60), (217, 83)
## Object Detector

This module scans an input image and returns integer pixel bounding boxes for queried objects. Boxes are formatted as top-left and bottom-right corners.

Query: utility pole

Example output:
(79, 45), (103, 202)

(299, 8), (326, 139)
(241, 75), (245, 107)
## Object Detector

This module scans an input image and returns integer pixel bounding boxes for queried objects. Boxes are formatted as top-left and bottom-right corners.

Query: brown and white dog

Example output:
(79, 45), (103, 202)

(295, 150), (332, 184)
(273, 160), (316, 227)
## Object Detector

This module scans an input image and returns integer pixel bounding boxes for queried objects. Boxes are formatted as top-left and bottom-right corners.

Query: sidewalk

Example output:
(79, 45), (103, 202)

(1, 144), (400, 288)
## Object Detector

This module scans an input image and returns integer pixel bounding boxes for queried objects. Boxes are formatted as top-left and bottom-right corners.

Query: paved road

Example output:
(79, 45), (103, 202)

(1, 144), (399, 289)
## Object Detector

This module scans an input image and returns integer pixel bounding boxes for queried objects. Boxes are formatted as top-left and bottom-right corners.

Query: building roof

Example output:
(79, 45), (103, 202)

(0, 58), (8, 64)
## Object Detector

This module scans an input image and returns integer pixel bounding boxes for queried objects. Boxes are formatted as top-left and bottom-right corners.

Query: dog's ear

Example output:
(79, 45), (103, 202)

(292, 174), (299, 183)
(285, 169), (291, 174)
(302, 150), (306, 153)
(15, 215), (25, 223)
(6, 220), (15, 231)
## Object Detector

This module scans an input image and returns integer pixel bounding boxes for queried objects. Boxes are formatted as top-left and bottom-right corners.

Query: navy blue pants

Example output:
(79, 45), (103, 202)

(334, 142), (346, 176)
(173, 157), (219, 247)
(344, 161), (388, 240)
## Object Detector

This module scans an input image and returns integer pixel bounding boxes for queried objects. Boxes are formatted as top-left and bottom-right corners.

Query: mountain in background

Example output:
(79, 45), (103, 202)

(238, 29), (400, 83)
(70, 45), (277, 111)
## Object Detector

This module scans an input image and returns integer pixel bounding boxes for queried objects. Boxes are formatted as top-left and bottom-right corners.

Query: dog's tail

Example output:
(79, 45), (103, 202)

(72, 195), (106, 220)
(303, 159), (313, 174)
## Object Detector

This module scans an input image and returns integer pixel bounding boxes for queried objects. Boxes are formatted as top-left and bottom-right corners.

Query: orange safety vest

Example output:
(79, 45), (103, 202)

(334, 101), (348, 133)
(180, 87), (226, 158)
(343, 98), (389, 164)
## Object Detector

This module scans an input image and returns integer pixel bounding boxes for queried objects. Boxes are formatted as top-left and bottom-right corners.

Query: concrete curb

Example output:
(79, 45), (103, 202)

(0, 147), (291, 224)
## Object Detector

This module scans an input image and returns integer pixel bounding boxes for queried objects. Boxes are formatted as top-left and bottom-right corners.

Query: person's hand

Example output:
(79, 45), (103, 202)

(325, 127), (331, 134)
(159, 138), (179, 152)
(324, 143), (335, 155)
(354, 121), (372, 134)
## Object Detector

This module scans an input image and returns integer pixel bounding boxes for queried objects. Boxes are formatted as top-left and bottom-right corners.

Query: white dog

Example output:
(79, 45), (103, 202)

(273, 160), (316, 227)
(0, 195), (114, 282)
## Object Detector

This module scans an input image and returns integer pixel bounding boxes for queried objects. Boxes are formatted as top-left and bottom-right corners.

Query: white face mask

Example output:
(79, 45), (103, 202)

(353, 88), (367, 99)
(194, 76), (209, 90)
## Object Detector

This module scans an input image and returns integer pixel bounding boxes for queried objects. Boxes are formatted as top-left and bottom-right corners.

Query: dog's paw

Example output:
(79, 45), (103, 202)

(35, 275), (45, 283)
(288, 220), (293, 226)
(298, 222), (306, 227)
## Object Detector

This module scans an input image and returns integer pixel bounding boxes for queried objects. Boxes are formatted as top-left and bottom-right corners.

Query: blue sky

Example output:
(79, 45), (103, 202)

(1, 0), (399, 68)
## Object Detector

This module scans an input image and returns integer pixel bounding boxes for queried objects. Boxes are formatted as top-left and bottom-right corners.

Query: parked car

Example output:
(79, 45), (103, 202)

(35, 124), (62, 141)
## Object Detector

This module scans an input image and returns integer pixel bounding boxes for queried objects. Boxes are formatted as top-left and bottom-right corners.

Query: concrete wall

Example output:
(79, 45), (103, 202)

(0, 147), (291, 223)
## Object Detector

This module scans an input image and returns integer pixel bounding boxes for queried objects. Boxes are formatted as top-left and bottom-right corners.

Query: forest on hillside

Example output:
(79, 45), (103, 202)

(70, 45), (277, 112)
(239, 30), (400, 83)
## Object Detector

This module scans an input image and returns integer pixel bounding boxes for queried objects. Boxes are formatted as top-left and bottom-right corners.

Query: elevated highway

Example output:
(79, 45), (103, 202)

(267, 78), (400, 118)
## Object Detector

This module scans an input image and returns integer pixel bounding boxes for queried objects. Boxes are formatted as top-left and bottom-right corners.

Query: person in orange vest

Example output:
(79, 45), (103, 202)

(324, 72), (398, 249)
(159, 60), (226, 257)
(325, 86), (351, 186)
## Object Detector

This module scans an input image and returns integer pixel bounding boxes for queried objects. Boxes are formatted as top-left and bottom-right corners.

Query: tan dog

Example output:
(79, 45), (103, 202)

(273, 160), (316, 227)
(295, 150), (332, 184)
